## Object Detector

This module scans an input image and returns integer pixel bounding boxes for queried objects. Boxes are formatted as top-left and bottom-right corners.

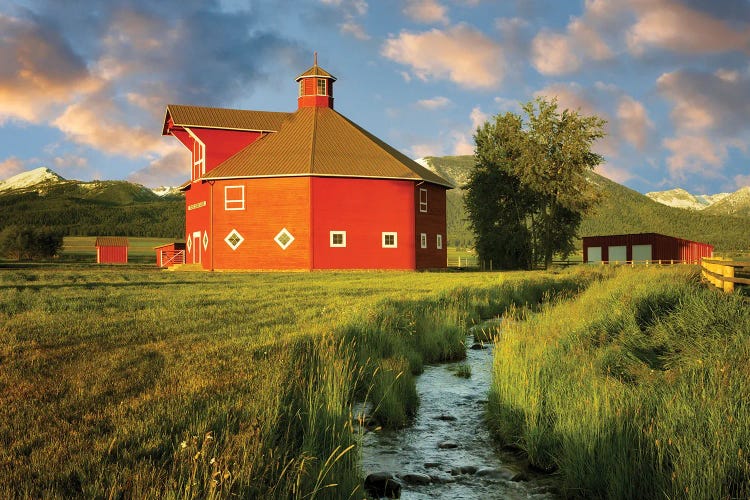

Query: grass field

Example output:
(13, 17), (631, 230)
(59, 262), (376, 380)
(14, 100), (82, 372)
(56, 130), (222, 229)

(0, 266), (606, 498)
(489, 266), (750, 498)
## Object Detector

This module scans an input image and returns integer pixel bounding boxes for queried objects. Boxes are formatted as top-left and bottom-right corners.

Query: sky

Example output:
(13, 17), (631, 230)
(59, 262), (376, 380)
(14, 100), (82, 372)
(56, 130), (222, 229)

(0, 0), (749, 195)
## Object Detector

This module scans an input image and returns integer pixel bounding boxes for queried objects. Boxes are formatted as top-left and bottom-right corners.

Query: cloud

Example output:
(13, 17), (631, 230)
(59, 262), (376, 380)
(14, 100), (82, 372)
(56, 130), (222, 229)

(410, 142), (445, 158)
(0, 157), (24, 178)
(616, 95), (654, 150)
(381, 24), (505, 89)
(530, 31), (581, 75)
(627, 0), (750, 55)
(320, 0), (371, 39)
(0, 14), (100, 123)
(416, 96), (451, 109)
(735, 174), (750, 188)
(128, 147), (191, 188)
(403, 0), (449, 25)
(595, 163), (634, 184)
(470, 106), (489, 129)
(658, 68), (750, 182)
(340, 21), (370, 40)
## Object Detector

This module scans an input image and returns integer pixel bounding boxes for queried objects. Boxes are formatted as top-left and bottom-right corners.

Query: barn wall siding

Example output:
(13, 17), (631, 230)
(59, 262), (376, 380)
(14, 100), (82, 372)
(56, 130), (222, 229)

(414, 183), (448, 269)
(211, 177), (311, 270)
(190, 128), (264, 172)
(310, 177), (415, 270)
(97, 246), (128, 264)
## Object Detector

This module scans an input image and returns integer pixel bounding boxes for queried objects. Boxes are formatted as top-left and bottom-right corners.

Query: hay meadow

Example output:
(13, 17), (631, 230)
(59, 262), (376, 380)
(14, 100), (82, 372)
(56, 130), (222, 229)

(2, 265), (748, 498)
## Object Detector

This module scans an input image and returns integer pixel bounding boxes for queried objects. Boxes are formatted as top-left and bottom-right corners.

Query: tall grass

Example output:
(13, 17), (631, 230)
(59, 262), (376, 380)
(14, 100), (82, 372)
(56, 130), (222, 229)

(488, 266), (750, 498)
(0, 266), (605, 497)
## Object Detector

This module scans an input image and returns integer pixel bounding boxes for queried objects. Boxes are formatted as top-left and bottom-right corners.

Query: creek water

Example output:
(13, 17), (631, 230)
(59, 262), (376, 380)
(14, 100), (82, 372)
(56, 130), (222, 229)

(359, 334), (557, 499)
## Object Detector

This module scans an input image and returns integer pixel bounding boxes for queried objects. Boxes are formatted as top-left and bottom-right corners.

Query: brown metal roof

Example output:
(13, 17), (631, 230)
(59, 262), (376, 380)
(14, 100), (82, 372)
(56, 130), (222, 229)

(295, 64), (337, 81)
(163, 104), (292, 135)
(202, 107), (453, 188)
(95, 236), (128, 247)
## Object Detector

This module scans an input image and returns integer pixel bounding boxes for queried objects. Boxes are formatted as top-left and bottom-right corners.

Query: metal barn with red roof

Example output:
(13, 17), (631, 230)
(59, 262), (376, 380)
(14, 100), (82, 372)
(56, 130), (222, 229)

(162, 57), (451, 271)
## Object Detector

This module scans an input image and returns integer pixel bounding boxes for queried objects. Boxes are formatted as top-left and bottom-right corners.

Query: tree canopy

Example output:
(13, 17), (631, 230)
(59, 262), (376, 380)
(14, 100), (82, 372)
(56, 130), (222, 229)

(465, 97), (605, 269)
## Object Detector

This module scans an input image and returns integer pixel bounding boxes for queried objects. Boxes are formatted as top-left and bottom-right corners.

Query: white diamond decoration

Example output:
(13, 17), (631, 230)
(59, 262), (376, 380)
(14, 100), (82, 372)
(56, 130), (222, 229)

(274, 228), (295, 250)
(203, 231), (209, 250)
(186, 236), (193, 252)
(224, 229), (244, 251)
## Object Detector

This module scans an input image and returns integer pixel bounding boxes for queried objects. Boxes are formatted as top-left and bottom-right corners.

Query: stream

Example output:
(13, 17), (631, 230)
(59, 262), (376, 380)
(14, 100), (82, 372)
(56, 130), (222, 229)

(359, 333), (558, 499)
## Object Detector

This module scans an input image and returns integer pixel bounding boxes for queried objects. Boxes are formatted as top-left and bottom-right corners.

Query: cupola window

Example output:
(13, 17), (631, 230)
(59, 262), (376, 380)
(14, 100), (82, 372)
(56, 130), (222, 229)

(317, 78), (327, 96)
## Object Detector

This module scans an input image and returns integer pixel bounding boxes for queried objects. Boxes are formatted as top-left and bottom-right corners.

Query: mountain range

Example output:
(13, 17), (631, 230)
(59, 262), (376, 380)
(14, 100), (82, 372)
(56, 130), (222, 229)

(0, 167), (184, 238)
(1, 162), (748, 252)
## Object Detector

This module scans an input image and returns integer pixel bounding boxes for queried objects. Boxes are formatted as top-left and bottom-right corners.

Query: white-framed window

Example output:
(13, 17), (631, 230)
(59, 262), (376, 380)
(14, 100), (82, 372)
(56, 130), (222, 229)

(224, 229), (244, 251)
(382, 232), (398, 248)
(274, 228), (295, 250)
(420, 233), (427, 249)
(224, 185), (245, 211)
(192, 138), (205, 180)
(437, 234), (443, 250)
(419, 188), (427, 212)
(317, 78), (327, 95)
(330, 231), (346, 247)
(299, 80), (304, 97)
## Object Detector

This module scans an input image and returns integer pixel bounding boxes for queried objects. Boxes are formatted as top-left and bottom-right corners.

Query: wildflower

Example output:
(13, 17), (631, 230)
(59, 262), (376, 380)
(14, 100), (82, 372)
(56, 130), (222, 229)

(210, 457), (216, 465)
(180, 441), (187, 449)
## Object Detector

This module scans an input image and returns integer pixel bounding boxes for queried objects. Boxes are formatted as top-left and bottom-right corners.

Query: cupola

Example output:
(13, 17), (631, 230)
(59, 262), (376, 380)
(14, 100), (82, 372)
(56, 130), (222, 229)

(296, 53), (336, 109)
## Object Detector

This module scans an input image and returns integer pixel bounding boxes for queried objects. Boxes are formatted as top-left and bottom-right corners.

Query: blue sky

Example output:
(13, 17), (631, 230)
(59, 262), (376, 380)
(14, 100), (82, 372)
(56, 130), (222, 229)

(1, 0), (749, 194)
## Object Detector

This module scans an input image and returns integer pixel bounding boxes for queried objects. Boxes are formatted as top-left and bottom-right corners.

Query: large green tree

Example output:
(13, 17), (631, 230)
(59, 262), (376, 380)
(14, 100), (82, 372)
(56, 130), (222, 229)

(466, 97), (605, 269)
(0, 226), (64, 261)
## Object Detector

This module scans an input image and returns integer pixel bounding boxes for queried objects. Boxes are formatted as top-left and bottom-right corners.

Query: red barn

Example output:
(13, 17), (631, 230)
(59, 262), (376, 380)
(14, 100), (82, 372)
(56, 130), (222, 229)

(162, 58), (452, 271)
(582, 233), (713, 264)
(95, 236), (128, 264)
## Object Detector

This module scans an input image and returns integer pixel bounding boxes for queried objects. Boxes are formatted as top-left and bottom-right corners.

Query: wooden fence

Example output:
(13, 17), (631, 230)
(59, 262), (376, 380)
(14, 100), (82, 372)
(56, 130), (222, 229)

(701, 258), (750, 293)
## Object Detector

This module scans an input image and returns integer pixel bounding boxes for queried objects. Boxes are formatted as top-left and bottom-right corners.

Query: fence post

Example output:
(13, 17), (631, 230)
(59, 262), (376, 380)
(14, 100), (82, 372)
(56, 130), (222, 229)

(723, 264), (735, 294)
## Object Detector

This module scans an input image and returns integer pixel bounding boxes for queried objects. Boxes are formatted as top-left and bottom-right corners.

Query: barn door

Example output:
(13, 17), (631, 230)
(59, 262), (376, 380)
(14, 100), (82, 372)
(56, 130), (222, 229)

(192, 231), (202, 264)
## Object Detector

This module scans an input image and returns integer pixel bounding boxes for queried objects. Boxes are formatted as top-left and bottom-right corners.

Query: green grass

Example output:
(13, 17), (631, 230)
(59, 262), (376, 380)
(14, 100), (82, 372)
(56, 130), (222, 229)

(0, 266), (605, 498)
(488, 266), (750, 498)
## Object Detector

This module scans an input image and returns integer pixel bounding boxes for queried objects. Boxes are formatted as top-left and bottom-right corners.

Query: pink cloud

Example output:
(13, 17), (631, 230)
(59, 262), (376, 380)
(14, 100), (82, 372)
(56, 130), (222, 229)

(128, 147), (191, 188)
(627, 0), (750, 55)
(0, 157), (24, 178)
(0, 14), (100, 123)
(734, 174), (750, 188)
(531, 31), (581, 75)
(662, 135), (726, 179)
(416, 96), (451, 109)
(381, 24), (505, 89)
(616, 95), (654, 151)
(595, 163), (634, 184)
(403, 0), (449, 25)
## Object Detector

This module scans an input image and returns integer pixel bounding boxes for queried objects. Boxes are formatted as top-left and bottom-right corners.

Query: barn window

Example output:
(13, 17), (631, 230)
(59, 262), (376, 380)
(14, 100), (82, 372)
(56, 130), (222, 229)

(224, 229), (244, 251)
(437, 234), (443, 249)
(420, 233), (427, 249)
(299, 80), (304, 97)
(274, 228), (295, 250)
(192, 137), (205, 180)
(224, 185), (245, 211)
(317, 78), (327, 95)
(419, 188), (427, 212)
(330, 231), (346, 247)
(382, 232), (397, 248)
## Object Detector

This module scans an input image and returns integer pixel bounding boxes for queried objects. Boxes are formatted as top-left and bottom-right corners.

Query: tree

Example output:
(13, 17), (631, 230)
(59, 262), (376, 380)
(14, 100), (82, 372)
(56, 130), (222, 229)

(0, 225), (64, 260)
(465, 97), (605, 269)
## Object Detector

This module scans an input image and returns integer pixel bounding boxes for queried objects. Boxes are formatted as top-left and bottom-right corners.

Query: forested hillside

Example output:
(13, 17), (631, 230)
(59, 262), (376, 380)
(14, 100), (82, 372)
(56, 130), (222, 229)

(0, 180), (184, 238)
(422, 155), (750, 252)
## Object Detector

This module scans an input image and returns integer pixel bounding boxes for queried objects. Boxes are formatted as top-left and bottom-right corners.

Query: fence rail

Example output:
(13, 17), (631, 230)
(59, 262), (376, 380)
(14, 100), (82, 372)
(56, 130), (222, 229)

(701, 258), (750, 293)
(158, 250), (185, 268)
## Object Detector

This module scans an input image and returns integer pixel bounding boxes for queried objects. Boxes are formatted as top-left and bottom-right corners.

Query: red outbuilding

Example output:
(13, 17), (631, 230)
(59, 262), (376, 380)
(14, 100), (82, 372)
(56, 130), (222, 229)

(162, 57), (452, 271)
(154, 242), (186, 268)
(582, 233), (713, 264)
(95, 236), (128, 264)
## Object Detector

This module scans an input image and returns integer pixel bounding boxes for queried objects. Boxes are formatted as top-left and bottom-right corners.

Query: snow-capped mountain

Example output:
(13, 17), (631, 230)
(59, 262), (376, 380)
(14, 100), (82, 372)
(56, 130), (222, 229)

(703, 187), (750, 216)
(151, 186), (181, 197)
(0, 167), (65, 192)
(645, 188), (731, 210)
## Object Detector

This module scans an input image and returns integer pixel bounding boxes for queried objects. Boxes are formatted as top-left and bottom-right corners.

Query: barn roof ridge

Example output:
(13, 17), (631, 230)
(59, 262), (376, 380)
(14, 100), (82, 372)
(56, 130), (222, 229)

(201, 106), (453, 187)
(163, 104), (293, 135)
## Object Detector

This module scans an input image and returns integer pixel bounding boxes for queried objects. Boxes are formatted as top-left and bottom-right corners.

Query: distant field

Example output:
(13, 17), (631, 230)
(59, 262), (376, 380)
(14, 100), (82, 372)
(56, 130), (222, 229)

(61, 236), (184, 263)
